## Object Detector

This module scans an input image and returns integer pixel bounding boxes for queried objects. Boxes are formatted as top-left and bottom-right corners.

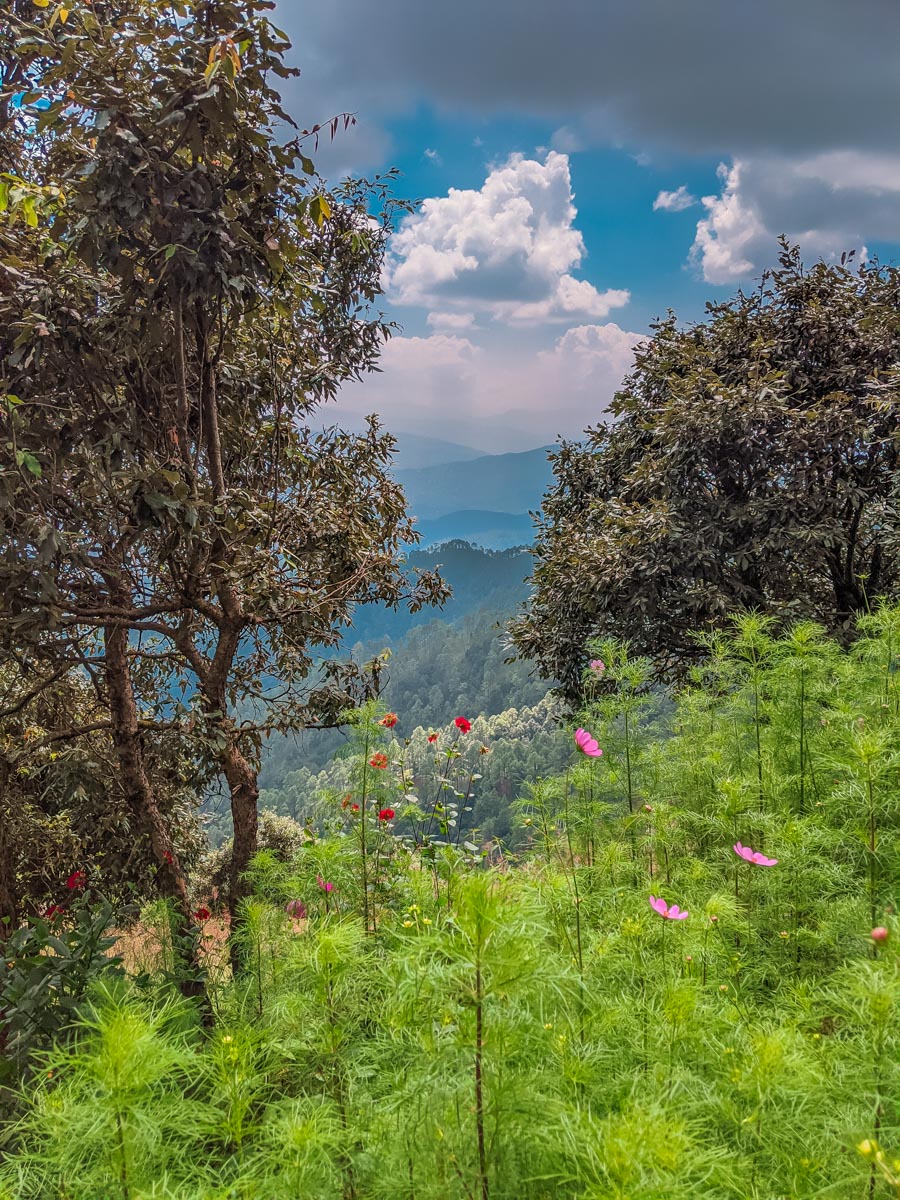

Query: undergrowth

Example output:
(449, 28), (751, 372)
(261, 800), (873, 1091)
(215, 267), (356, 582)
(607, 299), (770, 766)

(2, 607), (900, 1199)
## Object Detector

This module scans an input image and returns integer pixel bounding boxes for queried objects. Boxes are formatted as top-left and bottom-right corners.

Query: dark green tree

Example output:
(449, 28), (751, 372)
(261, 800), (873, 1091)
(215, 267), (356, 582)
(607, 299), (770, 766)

(0, 0), (443, 961)
(512, 245), (900, 697)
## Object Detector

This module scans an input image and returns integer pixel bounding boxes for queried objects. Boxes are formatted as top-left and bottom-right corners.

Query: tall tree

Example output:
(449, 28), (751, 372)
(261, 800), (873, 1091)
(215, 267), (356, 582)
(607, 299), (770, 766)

(0, 0), (444, 957)
(512, 245), (900, 697)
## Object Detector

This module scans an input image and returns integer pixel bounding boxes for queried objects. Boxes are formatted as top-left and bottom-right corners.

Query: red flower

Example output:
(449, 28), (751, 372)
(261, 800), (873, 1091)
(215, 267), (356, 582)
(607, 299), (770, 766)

(427, 732), (438, 743)
(66, 870), (86, 891)
(195, 907), (211, 922)
(369, 752), (388, 769)
(379, 712), (398, 728)
(378, 808), (395, 821)
(351, 803), (360, 813)
(162, 849), (174, 865)
(454, 716), (471, 734)
(341, 795), (352, 809)
(45, 904), (64, 919)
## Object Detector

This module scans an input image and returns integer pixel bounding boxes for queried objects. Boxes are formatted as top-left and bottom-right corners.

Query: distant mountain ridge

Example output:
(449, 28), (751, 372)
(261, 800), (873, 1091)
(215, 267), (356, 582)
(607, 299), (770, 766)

(344, 540), (533, 646)
(385, 432), (485, 471)
(395, 446), (555, 520)
(415, 510), (534, 550)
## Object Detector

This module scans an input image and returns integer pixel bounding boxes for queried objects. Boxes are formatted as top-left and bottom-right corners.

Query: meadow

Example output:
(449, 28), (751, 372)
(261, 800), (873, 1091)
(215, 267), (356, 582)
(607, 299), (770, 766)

(1, 607), (900, 1199)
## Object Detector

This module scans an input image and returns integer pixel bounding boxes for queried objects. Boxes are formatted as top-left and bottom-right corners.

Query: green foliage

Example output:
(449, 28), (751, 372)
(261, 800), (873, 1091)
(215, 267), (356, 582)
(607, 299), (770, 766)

(250, 695), (569, 850)
(5, 607), (900, 1197)
(0, 892), (125, 1082)
(512, 243), (900, 695)
(0, 666), (204, 924)
(0, 0), (445, 937)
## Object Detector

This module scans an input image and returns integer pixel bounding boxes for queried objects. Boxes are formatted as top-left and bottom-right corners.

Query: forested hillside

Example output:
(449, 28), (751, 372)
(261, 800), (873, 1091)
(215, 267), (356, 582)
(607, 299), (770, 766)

(339, 541), (532, 643)
(236, 543), (555, 846)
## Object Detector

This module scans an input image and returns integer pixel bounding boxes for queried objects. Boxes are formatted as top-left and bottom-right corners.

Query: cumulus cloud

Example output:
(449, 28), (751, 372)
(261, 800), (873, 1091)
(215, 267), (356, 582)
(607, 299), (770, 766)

(653, 185), (697, 213)
(689, 153), (900, 283)
(386, 152), (629, 324)
(424, 147), (443, 165)
(336, 323), (643, 450)
(690, 164), (768, 283)
(427, 311), (477, 330)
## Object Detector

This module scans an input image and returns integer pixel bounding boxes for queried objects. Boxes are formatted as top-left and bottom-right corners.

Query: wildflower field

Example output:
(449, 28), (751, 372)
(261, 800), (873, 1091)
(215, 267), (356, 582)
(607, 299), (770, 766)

(2, 607), (900, 1199)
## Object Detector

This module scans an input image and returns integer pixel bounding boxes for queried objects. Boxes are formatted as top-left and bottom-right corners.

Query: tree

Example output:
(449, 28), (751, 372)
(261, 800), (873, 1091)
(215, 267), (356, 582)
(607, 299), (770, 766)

(512, 245), (900, 698)
(0, 665), (206, 937)
(0, 0), (444, 962)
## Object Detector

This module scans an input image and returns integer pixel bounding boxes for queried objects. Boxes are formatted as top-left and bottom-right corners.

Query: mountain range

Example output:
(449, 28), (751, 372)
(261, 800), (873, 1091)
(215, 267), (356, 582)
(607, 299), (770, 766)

(383, 439), (555, 549)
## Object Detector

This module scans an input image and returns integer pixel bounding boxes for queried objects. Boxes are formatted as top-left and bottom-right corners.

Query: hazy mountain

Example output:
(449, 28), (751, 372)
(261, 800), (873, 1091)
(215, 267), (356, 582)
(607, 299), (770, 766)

(396, 447), (555, 520)
(342, 541), (533, 645)
(415, 510), (534, 550)
(387, 432), (485, 471)
(327, 416), (486, 471)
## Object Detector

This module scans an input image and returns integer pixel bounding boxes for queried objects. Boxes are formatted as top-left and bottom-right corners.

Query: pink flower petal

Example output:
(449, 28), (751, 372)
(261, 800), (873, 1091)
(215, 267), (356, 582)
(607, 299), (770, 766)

(574, 728), (603, 757)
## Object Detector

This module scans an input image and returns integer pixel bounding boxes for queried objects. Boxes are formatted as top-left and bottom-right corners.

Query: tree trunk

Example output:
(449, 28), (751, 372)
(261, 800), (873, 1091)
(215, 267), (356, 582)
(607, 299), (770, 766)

(0, 758), (18, 942)
(104, 620), (208, 1007)
(218, 728), (259, 972)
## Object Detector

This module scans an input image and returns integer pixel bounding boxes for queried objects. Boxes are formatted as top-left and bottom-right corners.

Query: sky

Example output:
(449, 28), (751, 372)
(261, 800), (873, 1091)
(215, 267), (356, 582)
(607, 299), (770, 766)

(273, 0), (900, 453)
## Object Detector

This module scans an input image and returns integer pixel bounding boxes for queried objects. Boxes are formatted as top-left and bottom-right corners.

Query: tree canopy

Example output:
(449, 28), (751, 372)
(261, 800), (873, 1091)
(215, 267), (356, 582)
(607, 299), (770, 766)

(0, 0), (444, 949)
(512, 245), (900, 697)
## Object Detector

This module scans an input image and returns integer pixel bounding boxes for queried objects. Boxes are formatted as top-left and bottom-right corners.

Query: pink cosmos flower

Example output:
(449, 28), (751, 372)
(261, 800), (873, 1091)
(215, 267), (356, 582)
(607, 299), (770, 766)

(573, 728), (603, 757)
(316, 876), (335, 893)
(871, 926), (889, 943)
(589, 659), (605, 675)
(733, 842), (778, 867)
(285, 899), (307, 920)
(649, 895), (689, 920)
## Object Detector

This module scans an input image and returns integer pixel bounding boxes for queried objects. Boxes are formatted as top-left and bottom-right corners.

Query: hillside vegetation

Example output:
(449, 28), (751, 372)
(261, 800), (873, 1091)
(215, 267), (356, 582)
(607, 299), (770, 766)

(4, 610), (900, 1200)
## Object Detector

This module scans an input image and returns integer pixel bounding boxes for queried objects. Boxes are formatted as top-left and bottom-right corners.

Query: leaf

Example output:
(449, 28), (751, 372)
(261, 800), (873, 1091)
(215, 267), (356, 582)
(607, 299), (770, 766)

(15, 451), (42, 478)
(310, 194), (331, 228)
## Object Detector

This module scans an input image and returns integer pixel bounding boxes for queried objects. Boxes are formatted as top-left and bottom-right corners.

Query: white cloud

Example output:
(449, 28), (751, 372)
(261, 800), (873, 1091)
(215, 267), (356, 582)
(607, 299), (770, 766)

(336, 323), (642, 450)
(653, 185), (697, 212)
(690, 163), (767, 283)
(537, 322), (642, 385)
(427, 311), (477, 330)
(424, 147), (443, 165)
(386, 152), (629, 325)
(689, 153), (900, 283)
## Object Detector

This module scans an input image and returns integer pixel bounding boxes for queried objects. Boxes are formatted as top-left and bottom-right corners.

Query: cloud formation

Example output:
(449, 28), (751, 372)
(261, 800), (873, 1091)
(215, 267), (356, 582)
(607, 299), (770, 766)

(386, 152), (629, 324)
(690, 153), (900, 282)
(337, 323), (643, 450)
(653, 186), (697, 213)
(279, 0), (899, 161)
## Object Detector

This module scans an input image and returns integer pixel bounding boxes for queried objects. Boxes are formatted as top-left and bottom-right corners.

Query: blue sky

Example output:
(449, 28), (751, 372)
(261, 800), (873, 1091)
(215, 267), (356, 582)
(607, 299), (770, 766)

(273, 0), (900, 452)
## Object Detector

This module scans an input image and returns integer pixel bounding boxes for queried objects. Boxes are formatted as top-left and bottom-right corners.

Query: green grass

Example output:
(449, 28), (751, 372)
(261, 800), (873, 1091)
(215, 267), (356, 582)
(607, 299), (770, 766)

(3, 606), (900, 1199)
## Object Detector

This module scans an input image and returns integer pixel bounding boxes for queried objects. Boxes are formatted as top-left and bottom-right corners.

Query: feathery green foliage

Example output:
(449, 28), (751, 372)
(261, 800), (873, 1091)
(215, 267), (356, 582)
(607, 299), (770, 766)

(3, 607), (900, 1197)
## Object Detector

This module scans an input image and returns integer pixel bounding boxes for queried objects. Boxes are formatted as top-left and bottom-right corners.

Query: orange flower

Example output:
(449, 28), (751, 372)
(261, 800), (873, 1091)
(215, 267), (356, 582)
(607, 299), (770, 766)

(369, 752), (388, 769)
(379, 712), (398, 728)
